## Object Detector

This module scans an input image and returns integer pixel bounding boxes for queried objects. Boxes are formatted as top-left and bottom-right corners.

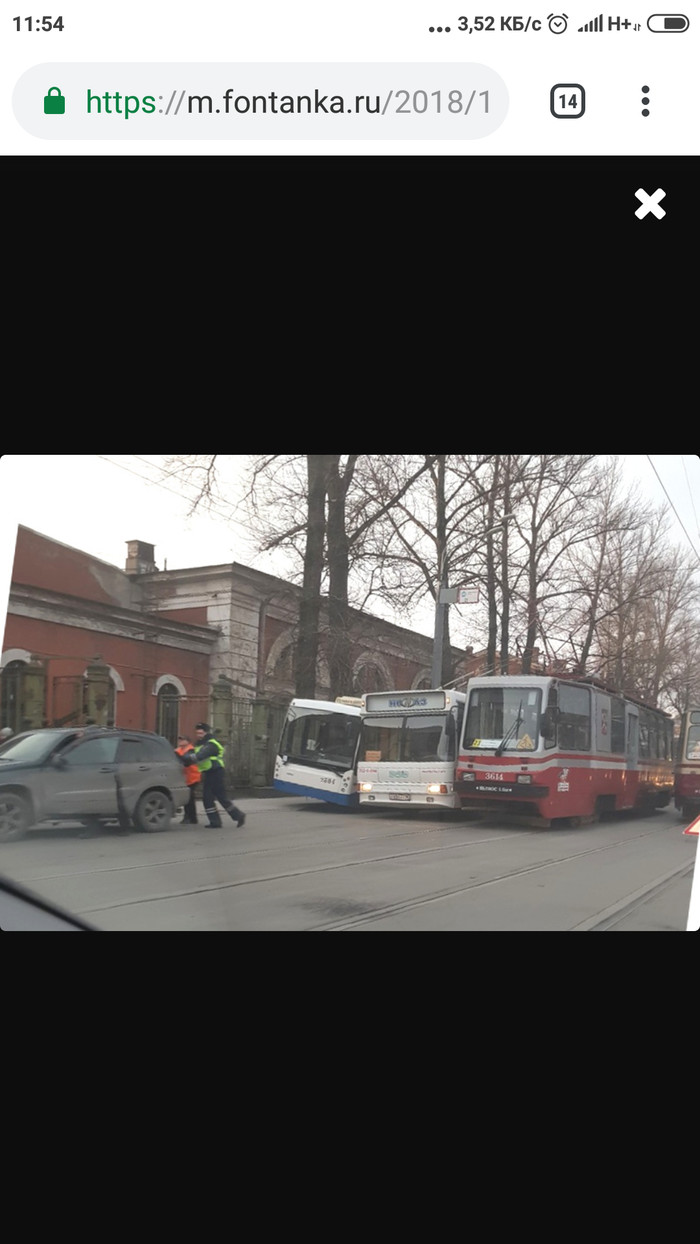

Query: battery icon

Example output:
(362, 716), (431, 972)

(647, 14), (689, 31)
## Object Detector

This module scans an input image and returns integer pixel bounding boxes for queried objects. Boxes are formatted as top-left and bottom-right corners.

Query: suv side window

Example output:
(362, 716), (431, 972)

(117, 737), (170, 763)
(62, 737), (119, 765)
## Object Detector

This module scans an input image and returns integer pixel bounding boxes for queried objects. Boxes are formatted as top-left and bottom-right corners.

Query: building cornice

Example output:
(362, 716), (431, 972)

(8, 583), (220, 652)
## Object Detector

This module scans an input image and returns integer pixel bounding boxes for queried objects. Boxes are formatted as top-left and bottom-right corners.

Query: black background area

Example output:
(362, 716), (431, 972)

(6, 152), (696, 408)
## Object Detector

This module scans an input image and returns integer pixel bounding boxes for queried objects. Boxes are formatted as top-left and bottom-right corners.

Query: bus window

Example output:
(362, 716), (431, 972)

(405, 715), (453, 762)
(280, 709), (359, 770)
(558, 684), (590, 751)
(361, 717), (402, 762)
(316, 716), (359, 766)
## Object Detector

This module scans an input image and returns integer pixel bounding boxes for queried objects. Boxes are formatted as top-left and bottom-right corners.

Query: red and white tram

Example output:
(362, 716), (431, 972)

(455, 674), (674, 826)
(673, 707), (700, 820)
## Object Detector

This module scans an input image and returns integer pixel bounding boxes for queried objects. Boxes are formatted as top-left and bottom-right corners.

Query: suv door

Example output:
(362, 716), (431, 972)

(115, 735), (183, 815)
(42, 735), (120, 818)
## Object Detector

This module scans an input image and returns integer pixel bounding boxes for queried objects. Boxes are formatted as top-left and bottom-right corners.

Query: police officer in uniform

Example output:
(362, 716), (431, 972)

(181, 722), (246, 829)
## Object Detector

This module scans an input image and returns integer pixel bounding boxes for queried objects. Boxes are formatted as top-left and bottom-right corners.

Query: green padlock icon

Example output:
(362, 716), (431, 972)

(44, 87), (65, 115)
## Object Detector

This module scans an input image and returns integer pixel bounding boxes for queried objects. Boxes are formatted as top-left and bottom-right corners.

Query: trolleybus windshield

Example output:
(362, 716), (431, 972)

(278, 704), (361, 773)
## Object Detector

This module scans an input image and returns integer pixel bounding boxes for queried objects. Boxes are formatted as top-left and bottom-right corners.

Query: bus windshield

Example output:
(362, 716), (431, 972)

(360, 713), (455, 763)
(463, 687), (541, 752)
(279, 706), (360, 772)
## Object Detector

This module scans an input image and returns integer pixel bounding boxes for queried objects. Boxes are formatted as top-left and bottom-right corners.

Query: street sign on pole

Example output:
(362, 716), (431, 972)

(456, 587), (479, 604)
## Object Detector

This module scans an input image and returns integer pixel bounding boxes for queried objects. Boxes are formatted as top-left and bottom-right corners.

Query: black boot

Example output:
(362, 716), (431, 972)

(228, 805), (246, 828)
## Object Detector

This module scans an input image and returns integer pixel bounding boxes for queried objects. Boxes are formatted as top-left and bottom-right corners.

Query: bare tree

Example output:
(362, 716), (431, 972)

(161, 454), (700, 711)
(234, 453), (436, 697)
(353, 455), (498, 685)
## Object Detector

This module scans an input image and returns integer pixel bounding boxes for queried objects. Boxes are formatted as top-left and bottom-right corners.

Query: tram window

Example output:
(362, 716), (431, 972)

(543, 686), (558, 749)
(639, 709), (660, 760)
(558, 685), (590, 751)
(610, 697), (625, 753)
(686, 725), (700, 760)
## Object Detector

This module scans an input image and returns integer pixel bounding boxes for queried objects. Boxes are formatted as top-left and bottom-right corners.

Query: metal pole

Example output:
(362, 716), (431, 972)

(431, 513), (515, 690)
(431, 574), (447, 688)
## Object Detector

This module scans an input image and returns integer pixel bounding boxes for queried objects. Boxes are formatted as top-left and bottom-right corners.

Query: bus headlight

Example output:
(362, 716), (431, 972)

(427, 784), (448, 795)
(359, 782), (373, 792)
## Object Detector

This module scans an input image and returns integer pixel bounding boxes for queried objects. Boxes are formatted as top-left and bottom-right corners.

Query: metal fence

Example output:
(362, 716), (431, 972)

(223, 698), (288, 789)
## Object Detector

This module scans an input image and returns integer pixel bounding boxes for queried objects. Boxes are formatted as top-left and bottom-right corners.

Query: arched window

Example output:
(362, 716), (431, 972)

(273, 644), (294, 682)
(414, 673), (433, 691)
(156, 683), (180, 744)
(353, 663), (387, 695)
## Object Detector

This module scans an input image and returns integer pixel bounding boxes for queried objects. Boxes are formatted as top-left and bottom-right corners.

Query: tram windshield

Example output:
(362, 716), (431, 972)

(685, 722), (700, 761)
(463, 686), (541, 752)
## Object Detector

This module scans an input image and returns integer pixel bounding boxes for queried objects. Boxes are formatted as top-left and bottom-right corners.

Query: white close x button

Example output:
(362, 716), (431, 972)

(635, 187), (667, 219)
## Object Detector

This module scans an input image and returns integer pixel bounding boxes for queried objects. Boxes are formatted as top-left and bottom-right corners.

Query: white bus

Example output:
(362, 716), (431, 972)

(357, 689), (467, 809)
(273, 698), (363, 807)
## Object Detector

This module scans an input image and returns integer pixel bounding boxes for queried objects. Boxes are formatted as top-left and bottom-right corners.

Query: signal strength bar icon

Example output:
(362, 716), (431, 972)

(579, 13), (604, 29)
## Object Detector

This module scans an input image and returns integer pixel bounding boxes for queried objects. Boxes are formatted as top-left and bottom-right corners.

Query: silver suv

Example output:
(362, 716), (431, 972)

(0, 727), (189, 842)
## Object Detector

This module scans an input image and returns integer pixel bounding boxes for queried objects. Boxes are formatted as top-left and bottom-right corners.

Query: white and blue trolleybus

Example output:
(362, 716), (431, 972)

(273, 698), (363, 807)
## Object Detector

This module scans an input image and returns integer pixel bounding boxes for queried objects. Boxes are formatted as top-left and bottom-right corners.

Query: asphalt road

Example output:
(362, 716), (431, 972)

(1, 796), (697, 931)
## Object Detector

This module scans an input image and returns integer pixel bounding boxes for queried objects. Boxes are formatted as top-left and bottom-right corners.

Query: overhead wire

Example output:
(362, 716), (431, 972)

(96, 455), (249, 535)
(646, 455), (700, 568)
(95, 454), (296, 575)
(680, 454), (700, 541)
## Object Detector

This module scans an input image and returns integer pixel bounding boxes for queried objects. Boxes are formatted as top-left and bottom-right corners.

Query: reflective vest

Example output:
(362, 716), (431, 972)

(196, 736), (225, 772)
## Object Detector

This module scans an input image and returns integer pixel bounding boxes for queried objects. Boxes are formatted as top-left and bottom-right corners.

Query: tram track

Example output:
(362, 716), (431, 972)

(73, 819), (674, 924)
(309, 825), (684, 930)
(569, 860), (696, 930)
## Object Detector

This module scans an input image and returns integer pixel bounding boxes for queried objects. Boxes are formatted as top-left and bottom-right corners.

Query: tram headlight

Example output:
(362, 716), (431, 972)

(458, 771), (475, 782)
(516, 774), (532, 784)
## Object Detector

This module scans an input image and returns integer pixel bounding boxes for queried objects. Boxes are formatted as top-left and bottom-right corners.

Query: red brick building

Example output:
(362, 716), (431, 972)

(1, 527), (218, 741)
(2, 525), (488, 782)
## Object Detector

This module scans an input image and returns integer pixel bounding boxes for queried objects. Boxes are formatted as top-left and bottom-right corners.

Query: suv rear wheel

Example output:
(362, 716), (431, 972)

(0, 792), (32, 842)
(134, 790), (172, 833)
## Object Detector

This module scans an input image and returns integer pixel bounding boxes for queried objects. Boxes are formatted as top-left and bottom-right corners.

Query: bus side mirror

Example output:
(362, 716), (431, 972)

(542, 708), (557, 742)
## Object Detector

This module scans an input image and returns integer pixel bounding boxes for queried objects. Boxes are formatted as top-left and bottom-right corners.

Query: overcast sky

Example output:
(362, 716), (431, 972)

(1, 453), (699, 640)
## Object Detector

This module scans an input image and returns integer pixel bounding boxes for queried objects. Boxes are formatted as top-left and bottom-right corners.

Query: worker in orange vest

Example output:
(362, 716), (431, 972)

(175, 735), (201, 824)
